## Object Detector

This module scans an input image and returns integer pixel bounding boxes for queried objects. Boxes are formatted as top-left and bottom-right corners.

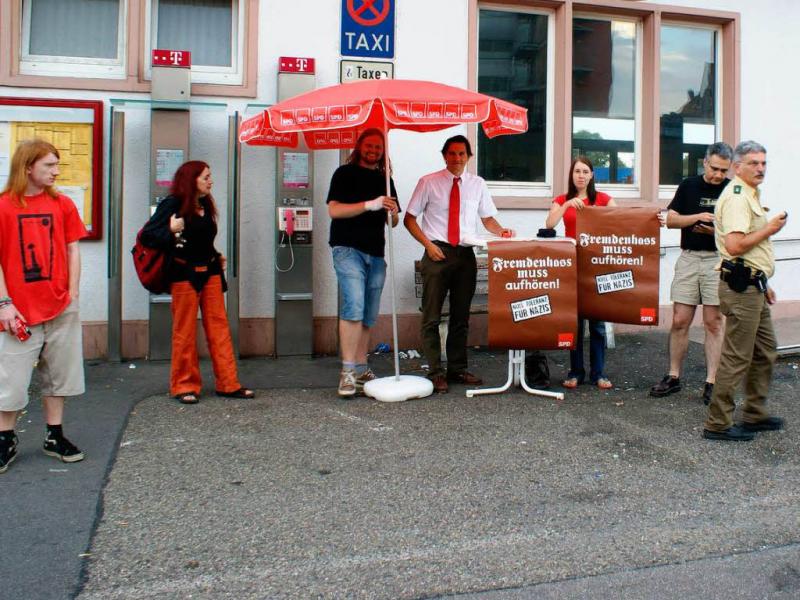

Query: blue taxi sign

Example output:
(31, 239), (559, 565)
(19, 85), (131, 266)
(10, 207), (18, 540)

(341, 0), (395, 59)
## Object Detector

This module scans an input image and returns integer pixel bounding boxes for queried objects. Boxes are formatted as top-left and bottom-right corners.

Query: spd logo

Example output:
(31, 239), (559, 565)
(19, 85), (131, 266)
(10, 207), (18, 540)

(558, 333), (574, 348)
(640, 308), (656, 323)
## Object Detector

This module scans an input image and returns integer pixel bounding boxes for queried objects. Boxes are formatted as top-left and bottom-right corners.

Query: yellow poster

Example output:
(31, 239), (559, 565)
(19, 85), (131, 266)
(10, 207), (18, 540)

(9, 122), (93, 231)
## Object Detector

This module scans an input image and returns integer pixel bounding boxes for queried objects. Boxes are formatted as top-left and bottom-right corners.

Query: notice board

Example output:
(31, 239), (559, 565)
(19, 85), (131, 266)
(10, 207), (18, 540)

(0, 98), (103, 240)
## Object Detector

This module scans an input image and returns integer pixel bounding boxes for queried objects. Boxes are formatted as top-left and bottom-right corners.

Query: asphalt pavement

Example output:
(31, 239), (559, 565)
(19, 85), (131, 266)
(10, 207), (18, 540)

(2, 331), (799, 600)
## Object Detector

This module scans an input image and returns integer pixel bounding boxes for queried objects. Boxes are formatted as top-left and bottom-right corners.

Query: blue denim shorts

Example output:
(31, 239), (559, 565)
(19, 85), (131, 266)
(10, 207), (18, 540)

(332, 246), (386, 327)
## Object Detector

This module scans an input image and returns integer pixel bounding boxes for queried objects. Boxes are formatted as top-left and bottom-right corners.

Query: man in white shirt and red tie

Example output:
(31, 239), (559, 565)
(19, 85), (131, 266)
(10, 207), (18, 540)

(404, 135), (514, 393)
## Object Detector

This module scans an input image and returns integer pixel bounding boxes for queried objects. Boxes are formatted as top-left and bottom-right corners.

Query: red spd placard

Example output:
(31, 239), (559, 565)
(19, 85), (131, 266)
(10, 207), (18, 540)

(488, 239), (578, 350)
(575, 206), (661, 325)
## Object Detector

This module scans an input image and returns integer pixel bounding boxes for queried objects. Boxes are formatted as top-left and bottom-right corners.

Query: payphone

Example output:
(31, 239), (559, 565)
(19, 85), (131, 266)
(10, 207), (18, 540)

(274, 58), (315, 355)
(148, 50), (192, 359)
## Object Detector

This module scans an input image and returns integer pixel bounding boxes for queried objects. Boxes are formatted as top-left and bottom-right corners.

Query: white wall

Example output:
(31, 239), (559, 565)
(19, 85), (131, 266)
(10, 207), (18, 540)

(3, 0), (798, 328)
(644, 0), (800, 301)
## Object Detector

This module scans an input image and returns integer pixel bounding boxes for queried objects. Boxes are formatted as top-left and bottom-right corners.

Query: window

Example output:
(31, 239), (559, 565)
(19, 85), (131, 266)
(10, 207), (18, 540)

(20, 0), (126, 78)
(147, 0), (244, 85)
(659, 25), (718, 185)
(572, 17), (638, 186)
(477, 9), (551, 187)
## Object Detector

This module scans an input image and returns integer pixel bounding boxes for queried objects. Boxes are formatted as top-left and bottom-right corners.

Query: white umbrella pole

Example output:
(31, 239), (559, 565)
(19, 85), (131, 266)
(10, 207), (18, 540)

(384, 129), (401, 380)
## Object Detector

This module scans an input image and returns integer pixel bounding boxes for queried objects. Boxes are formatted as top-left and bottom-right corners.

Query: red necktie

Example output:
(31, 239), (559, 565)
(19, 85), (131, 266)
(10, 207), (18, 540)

(448, 176), (461, 246)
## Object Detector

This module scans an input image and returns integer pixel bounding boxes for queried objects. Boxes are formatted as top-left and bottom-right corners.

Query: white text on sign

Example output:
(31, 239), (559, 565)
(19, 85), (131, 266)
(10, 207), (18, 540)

(596, 270), (635, 294)
(343, 33), (391, 53)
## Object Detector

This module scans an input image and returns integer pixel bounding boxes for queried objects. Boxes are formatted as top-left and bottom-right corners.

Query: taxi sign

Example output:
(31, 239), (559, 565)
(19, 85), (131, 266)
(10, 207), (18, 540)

(341, 0), (395, 58)
(340, 59), (394, 83)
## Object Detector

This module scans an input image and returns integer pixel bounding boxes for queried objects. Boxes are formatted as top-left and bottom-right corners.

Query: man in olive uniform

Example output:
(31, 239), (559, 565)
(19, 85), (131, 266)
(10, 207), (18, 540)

(702, 141), (788, 441)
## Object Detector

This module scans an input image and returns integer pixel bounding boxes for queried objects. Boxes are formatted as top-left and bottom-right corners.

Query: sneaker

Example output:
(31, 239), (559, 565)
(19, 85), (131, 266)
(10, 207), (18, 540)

(355, 368), (377, 392)
(0, 433), (19, 474)
(702, 382), (714, 405)
(702, 426), (756, 441)
(338, 369), (357, 397)
(740, 416), (785, 432)
(650, 375), (681, 397)
(43, 433), (85, 463)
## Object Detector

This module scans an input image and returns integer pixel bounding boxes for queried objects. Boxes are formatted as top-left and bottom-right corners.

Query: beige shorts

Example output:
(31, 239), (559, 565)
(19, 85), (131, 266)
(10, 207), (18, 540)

(0, 300), (85, 411)
(670, 249), (720, 306)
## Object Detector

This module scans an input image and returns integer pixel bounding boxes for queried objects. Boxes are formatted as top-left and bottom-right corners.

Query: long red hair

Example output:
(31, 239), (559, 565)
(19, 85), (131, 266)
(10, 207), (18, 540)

(170, 160), (217, 223)
(1, 139), (60, 207)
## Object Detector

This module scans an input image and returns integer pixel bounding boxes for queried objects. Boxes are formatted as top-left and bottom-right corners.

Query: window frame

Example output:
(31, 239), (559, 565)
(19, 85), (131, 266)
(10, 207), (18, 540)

(477, 3), (556, 198)
(571, 11), (643, 198)
(657, 21), (723, 199)
(469, 0), (739, 209)
(0, 0), (258, 97)
(143, 0), (245, 86)
(19, 0), (128, 79)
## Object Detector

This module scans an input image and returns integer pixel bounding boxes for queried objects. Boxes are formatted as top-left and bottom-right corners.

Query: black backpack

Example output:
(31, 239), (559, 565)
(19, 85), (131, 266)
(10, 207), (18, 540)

(525, 350), (550, 389)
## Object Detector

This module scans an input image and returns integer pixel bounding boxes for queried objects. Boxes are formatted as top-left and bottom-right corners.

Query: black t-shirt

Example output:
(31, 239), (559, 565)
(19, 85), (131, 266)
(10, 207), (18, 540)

(668, 175), (729, 251)
(326, 163), (399, 257)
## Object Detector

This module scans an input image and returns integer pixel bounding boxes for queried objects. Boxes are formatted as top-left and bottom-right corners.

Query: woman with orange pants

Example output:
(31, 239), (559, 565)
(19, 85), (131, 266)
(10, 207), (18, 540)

(141, 160), (254, 404)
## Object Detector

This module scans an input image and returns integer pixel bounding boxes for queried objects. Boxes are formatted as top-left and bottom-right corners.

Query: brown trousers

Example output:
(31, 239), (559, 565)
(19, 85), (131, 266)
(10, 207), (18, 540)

(169, 275), (241, 396)
(704, 282), (775, 431)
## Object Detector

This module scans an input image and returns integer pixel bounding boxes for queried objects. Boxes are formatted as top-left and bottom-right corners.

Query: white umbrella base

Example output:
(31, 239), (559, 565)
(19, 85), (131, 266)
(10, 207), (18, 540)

(364, 375), (434, 403)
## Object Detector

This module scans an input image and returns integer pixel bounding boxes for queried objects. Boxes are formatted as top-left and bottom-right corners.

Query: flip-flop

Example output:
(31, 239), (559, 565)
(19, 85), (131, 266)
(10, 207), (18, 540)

(596, 378), (613, 390)
(561, 377), (580, 389)
(216, 387), (255, 399)
(175, 392), (199, 404)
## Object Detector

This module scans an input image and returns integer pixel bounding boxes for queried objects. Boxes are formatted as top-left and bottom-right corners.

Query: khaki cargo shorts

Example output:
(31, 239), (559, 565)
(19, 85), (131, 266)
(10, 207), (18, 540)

(0, 300), (85, 411)
(670, 249), (720, 306)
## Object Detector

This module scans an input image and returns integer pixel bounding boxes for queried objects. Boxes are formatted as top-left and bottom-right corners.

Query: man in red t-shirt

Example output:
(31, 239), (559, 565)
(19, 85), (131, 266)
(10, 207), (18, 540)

(0, 139), (88, 474)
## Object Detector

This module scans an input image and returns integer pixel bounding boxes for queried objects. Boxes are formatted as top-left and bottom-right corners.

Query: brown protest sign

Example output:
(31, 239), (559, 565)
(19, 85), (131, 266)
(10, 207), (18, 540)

(575, 206), (661, 325)
(488, 239), (577, 350)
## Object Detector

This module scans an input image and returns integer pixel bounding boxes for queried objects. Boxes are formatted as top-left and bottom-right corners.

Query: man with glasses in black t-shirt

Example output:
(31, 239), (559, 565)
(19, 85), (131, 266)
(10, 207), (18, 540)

(650, 142), (733, 404)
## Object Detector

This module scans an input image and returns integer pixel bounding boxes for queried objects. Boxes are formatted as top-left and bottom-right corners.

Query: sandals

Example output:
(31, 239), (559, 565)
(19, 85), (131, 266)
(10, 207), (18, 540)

(561, 377), (580, 389)
(175, 392), (199, 404)
(596, 378), (613, 390)
(561, 377), (613, 390)
(216, 387), (255, 399)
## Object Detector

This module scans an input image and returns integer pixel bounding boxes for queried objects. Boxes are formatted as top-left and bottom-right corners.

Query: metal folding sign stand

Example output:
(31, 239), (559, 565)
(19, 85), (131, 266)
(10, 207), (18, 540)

(466, 350), (564, 400)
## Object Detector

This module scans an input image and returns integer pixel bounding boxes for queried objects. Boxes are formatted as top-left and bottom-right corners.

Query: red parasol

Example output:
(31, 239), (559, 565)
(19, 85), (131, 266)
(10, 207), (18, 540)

(240, 79), (528, 388)
(239, 79), (528, 147)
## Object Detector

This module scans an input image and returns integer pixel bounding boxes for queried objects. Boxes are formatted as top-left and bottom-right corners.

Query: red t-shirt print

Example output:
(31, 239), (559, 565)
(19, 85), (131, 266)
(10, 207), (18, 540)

(19, 213), (54, 282)
(0, 192), (87, 325)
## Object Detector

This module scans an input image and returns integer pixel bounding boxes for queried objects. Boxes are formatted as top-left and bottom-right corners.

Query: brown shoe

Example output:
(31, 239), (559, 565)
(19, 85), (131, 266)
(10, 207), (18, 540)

(447, 371), (483, 385)
(430, 374), (448, 394)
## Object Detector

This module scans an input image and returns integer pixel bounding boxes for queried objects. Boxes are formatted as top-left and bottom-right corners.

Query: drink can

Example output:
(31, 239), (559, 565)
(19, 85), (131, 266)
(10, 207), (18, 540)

(15, 317), (31, 342)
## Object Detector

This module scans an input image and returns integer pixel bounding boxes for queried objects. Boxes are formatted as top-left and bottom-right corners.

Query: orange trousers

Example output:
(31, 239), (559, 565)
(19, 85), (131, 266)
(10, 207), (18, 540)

(169, 275), (241, 396)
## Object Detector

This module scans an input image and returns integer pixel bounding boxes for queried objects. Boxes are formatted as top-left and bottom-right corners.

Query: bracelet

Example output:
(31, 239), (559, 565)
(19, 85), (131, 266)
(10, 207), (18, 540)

(0, 296), (10, 304)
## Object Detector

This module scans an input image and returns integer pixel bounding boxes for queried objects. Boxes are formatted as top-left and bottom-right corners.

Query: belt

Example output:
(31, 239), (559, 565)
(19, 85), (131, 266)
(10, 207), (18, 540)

(720, 269), (767, 292)
(432, 240), (472, 250)
(173, 256), (216, 272)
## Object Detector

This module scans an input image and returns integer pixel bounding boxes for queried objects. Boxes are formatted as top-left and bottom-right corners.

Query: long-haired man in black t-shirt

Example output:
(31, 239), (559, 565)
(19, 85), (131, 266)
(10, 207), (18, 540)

(327, 129), (400, 397)
(650, 142), (733, 403)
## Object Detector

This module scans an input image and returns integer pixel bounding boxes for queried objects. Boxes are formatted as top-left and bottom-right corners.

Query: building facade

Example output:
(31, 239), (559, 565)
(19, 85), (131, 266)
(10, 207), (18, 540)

(1, 0), (798, 358)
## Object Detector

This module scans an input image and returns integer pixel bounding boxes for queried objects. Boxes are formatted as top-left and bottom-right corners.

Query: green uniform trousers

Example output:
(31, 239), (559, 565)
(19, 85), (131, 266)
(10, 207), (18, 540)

(705, 281), (775, 432)
(419, 244), (477, 377)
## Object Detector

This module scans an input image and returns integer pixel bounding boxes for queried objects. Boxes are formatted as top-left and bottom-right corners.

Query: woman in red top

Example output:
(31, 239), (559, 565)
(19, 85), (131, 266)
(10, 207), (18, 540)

(546, 156), (616, 390)
(141, 161), (253, 404)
